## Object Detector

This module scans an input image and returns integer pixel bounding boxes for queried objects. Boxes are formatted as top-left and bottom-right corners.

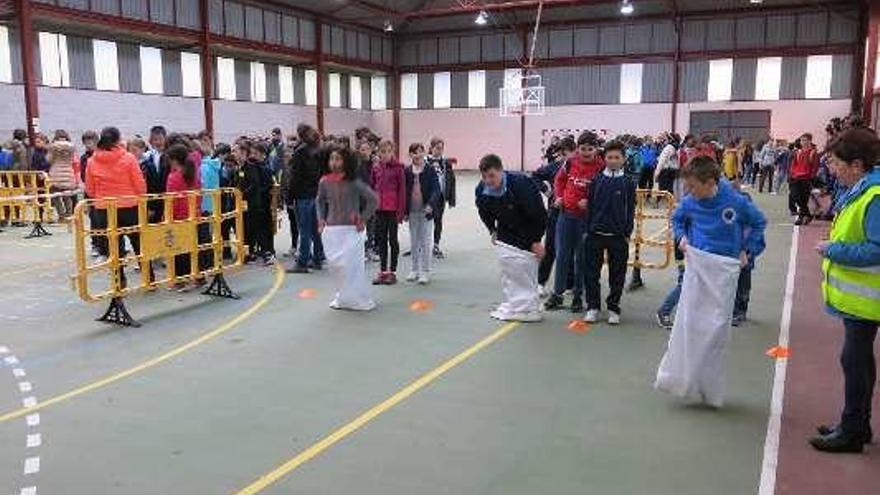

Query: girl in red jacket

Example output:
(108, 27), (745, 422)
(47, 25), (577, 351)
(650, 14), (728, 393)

(370, 140), (407, 285)
(165, 144), (207, 291)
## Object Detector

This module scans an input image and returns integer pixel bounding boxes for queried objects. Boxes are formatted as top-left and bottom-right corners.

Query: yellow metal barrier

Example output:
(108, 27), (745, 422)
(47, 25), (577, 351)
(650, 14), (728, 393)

(629, 189), (675, 271)
(0, 171), (56, 238)
(72, 188), (247, 327)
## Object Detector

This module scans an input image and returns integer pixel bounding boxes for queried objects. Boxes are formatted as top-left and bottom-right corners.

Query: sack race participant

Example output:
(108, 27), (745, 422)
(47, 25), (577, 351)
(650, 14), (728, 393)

(318, 146), (378, 311)
(654, 155), (766, 407)
(475, 154), (548, 322)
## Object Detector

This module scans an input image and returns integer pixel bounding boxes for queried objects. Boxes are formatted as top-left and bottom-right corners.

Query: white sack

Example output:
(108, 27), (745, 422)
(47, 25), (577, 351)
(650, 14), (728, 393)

(654, 246), (741, 407)
(321, 226), (375, 311)
(490, 241), (542, 322)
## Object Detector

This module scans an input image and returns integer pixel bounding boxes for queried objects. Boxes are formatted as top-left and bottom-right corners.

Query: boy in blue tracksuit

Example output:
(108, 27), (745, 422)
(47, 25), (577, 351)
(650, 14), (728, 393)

(583, 140), (636, 325)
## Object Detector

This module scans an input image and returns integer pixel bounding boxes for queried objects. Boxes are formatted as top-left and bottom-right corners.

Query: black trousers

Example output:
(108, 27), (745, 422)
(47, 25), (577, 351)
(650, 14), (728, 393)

(657, 168), (677, 195)
(375, 210), (399, 272)
(584, 234), (629, 313)
(758, 166), (775, 193)
(638, 167), (655, 191)
(538, 207), (559, 286)
(839, 318), (878, 435)
(245, 208), (274, 258)
(789, 178), (813, 218)
(433, 201), (446, 246)
(733, 268), (752, 317)
(92, 206), (151, 286)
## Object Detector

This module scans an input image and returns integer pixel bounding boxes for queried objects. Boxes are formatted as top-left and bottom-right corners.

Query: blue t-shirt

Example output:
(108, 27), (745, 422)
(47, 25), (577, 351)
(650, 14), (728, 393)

(672, 180), (767, 259)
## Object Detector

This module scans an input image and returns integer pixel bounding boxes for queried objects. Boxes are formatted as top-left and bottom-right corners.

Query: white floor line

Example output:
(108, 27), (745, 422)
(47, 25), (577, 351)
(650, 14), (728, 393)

(3, 346), (43, 495)
(758, 226), (799, 495)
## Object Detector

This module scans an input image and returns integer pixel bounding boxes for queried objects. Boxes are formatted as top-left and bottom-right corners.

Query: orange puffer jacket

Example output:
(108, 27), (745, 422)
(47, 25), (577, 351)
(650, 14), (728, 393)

(85, 145), (146, 208)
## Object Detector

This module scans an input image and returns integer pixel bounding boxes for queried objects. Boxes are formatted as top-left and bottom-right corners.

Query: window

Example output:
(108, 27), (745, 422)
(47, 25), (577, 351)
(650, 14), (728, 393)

(93, 40), (119, 91)
(805, 55), (832, 99)
(619, 63), (643, 104)
(0, 26), (12, 84)
(250, 61), (266, 102)
(755, 57), (782, 101)
(305, 69), (317, 105)
(468, 70), (485, 108)
(433, 72), (451, 109)
(400, 73), (418, 109)
(278, 65), (294, 104)
(180, 52), (202, 97)
(139, 46), (163, 94)
(349, 75), (362, 109)
(370, 75), (386, 110)
(707, 58), (733, 102)
(217, 56), (236, 100)
(38, 32), (69, 87)
(328, 73), (341, 107)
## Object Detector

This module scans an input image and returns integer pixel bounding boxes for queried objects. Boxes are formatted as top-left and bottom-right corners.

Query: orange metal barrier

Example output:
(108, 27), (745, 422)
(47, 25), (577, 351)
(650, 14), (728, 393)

(0, 171), (56, 238)
(71, 188), (247, 327)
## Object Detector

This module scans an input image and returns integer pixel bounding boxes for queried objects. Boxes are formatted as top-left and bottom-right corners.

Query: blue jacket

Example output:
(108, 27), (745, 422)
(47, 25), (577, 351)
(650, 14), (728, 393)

(640, 145), (658, 170)
(476, 171), (547, 251)
(672, 179), (767, 260)
(404, 164), (442, 215)
(586, 169), (636, 237)
(531, 159), (563, 207)
(825, 166), (880, 268)
(200, 157), (222, 213)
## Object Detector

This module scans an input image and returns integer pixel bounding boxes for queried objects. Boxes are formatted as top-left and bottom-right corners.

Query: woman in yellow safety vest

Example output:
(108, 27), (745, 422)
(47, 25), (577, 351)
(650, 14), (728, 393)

(810, 128), (880, 453)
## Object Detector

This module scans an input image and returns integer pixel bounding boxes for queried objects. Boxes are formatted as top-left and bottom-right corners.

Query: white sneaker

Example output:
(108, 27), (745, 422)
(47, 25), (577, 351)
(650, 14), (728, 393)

(539, 284), (549, 298)
(608, 311), (621, 325)
(417, 273), (430, 285)
(406, 271), (418, 282)
(583, 309), (600, 323)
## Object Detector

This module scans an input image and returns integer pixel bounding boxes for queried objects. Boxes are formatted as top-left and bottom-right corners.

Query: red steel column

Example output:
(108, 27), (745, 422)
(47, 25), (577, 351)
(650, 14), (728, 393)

(392, 70), (401, 159)
(315, 21), (325, 135)
(199, 0), (214, 136)
(670, 14), (682, 134)
(16, 0), (39, 143)
(861, 2), (878, 124)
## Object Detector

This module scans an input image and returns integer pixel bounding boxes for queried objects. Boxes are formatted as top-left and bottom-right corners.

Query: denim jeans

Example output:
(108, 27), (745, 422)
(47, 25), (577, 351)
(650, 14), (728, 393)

(552, 212), (587, 298)
(657, 265), (684, 316)
(839, 318), (878, 435)
(295, 199), (323, 267)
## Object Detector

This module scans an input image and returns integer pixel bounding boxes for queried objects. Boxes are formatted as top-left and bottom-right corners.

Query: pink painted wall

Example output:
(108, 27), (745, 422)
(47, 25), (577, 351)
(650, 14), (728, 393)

(400, 108), (521, 169)
(324, 108), (375, 139)
(674, 99), (852, 148)
(214, 100), (316, 145)
(371, 110), (394, 143)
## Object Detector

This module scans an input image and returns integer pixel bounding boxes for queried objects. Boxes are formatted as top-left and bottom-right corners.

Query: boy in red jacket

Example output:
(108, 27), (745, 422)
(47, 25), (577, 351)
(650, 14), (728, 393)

(545, 131), (605, 312)
(789, 133), (819, 225)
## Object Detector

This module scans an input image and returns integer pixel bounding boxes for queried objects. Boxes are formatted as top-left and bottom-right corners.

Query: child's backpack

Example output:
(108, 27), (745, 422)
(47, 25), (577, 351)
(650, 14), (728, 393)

(0, 149), (13, 171)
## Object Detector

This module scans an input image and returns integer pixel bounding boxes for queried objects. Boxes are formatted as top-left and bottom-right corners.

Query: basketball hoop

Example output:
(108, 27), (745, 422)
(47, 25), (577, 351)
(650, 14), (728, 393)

(500, 73), (545, 117)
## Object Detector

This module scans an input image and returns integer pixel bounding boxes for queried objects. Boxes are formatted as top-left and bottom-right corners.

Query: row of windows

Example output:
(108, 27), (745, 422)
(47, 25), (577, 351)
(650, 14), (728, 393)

(400, 54), (840, 108)
(0, 27), (389, 110)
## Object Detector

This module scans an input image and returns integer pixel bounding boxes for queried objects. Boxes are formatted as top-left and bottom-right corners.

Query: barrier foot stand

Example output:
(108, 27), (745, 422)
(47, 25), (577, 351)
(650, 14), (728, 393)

(203, 274), (240, 300)
(24, 222), (52, 239)
(97, 297), (142, 328)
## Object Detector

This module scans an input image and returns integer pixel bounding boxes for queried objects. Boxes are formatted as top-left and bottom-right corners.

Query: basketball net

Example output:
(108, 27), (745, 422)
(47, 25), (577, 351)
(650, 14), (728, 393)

(499, 0), (546, 117)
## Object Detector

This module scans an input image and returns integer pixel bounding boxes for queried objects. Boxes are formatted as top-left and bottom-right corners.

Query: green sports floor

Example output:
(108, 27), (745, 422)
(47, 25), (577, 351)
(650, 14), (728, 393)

(0, 174), (799, 494)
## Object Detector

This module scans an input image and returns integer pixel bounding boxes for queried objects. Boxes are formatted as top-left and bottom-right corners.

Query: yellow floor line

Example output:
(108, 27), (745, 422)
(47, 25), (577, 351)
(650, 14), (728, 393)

(0, 264), (285, 424)
(232, 321), (520, 495)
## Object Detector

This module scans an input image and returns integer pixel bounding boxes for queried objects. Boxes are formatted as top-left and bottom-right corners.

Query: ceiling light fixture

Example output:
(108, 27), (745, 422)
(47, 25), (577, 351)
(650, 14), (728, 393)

(383, 19), (394, 32)
(620, 0), (634, 15)
(475, 10), (488, 25)
(749, 0), (764, 4)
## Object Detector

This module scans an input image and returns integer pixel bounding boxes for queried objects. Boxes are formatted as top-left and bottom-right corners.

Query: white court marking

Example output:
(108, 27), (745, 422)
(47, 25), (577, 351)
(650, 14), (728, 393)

(758, 226), (799, 495)
(2, 347), (44, 495)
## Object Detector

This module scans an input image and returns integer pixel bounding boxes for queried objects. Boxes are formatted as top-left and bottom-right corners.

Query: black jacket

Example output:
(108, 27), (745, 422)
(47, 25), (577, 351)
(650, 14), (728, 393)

(427, 156), (456, 207)
(140, 153), (169, 196)
(404, 164), (442, 216)
(475, 172), (547, 252)
(238, 159), (273, 212)
(287, 143), (324, 200)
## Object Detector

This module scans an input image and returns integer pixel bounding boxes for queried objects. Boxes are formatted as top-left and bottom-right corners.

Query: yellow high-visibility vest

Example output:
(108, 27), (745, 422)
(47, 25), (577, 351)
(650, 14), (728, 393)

(822, 184), (880, 322)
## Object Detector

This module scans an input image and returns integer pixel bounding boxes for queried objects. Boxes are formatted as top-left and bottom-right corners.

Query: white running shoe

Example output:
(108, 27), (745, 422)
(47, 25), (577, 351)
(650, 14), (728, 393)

(406, 271), (418, 282)
(539, 284), (549, 298)
(583, 309), (600, 323)
(418, 273), (430, 285)
(608, 311), (621, 325)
